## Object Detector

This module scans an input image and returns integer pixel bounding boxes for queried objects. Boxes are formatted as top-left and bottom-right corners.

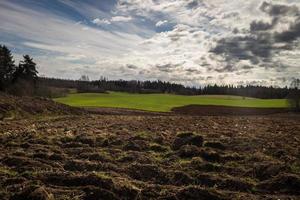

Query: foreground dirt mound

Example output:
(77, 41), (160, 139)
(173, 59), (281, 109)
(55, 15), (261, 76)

(0, 92), (85, 119)
(172, 105), (290, 116)
(0, 114), (299, 199)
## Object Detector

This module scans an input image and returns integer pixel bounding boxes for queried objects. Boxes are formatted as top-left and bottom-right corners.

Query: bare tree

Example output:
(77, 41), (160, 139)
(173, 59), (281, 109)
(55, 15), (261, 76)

(288, 78), (300, 112)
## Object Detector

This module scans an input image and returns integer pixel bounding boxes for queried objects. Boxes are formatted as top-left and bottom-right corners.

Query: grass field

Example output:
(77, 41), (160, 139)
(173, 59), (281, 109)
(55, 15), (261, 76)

(54, 92), (288, 112)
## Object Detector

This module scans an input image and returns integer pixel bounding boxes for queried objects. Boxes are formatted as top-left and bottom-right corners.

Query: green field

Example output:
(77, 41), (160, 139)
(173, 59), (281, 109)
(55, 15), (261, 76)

(54, 92), (288, 112)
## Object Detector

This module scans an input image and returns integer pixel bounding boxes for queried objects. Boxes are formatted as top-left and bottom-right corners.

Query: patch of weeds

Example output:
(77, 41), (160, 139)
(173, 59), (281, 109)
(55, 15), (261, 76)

(5, 141), (19, 147)
(176, 132), (194, 138)
(148, 152), (165, 162)
(176, 158), (192, 168)
(224, 161), (240, 168)
(93, 172), (112, 181)
(20, 170), (39, 179)
(132, 131), (151, 140)
(149, 143), (169, 152)
(243, 177), (258, 186)
(0, 166), (17, 176)
(290, 162), (300, 174)
(191, 157), (203, 164)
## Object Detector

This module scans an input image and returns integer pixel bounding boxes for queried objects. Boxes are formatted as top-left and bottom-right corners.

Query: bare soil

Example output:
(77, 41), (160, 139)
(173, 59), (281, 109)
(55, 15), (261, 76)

(0, 92), (85, 119)
(85, 107), (169, 116)
(1, 112), (300, 199)
(172, 105), (290, 116)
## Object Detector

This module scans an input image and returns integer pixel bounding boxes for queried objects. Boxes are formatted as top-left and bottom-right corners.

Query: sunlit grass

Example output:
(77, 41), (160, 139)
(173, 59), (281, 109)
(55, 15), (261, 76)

(54, 92), (288, 112)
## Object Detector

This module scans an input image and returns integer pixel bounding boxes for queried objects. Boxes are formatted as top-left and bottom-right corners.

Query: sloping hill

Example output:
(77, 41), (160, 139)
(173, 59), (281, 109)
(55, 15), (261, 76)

(0, 93), (85, 119)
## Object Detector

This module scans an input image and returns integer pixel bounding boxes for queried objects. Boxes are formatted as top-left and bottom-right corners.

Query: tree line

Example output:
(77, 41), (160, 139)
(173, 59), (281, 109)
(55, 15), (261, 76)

(39, 76), (295, 99)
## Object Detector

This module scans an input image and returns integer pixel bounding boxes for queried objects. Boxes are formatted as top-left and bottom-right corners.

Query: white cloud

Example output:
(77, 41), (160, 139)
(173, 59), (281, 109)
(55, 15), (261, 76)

(92, 16), (132, 26)
(111, 16), (132, 22)
(155, 20), (168, 27)
(92, 18), (111, 25)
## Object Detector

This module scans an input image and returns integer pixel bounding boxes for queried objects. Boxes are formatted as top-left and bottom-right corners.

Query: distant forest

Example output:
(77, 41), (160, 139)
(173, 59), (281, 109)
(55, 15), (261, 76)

(39, 76), (294, 99)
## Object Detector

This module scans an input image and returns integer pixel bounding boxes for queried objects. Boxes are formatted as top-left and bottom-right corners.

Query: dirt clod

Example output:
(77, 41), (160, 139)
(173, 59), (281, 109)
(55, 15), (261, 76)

(176, 186), (227, 200)
(172, 132), (203, 150)
(10, 186), (54, 200)
(257, 173), (300, 195)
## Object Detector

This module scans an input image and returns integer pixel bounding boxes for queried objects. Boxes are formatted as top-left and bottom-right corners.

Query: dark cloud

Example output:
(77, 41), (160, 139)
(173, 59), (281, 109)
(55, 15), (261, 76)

(241, 65), (254, 70)
(186, 0), (206, 10)
(250, 20), (274, 32)
(126, 64), (138, 69)
(212, 35), (272, 64)
(155, 63), (182, 72)
(168, 31), (187, 41)
(213, 64), (236, 73)
(211, 1), (300, 72)
(186, 0), (199, 9)
(260, 1), (299, 16)
(184, 68), (202, 75)
(275, 21), (300, 43)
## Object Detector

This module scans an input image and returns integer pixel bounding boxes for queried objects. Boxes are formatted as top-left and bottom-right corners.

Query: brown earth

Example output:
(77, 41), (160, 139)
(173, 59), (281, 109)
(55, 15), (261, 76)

(85, 107), (170, 116)
(1, 111), (300, 199)
(0, 92), (85, 119)
(172, 105), (290, 116)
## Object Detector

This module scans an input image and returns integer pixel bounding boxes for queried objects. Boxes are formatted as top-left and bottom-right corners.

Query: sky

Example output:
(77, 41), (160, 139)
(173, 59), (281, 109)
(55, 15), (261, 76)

(0, 0), (300, 87)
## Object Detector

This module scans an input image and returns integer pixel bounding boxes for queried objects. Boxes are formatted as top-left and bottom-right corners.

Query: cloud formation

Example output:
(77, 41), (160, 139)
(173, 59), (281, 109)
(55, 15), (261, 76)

(0, 0), (299, 86)
(211, 1), (300, 73)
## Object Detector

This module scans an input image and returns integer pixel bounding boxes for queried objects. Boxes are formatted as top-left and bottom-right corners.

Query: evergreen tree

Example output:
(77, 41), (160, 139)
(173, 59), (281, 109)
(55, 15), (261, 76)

(0, 45), (15, 90)
(14, 55), (38, 83)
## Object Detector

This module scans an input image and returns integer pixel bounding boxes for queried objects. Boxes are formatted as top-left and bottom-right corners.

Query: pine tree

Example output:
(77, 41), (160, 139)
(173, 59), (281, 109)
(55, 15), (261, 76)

(0, 45), (15, 90)
(14, 55), (38, 83)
